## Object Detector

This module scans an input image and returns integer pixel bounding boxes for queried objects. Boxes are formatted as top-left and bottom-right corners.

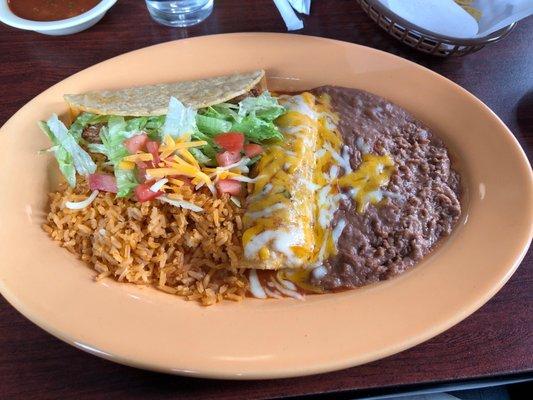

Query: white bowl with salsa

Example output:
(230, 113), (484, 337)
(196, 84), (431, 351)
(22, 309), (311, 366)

(0, 0), (117, 35)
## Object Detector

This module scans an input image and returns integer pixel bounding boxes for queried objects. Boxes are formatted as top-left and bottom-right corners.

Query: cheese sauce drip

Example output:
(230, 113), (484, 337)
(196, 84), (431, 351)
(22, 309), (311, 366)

(336, 153), (395, 212)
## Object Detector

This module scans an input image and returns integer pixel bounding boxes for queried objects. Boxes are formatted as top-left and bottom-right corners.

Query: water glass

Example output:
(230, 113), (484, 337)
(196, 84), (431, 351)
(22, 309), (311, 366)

(145, 0), (214, 27)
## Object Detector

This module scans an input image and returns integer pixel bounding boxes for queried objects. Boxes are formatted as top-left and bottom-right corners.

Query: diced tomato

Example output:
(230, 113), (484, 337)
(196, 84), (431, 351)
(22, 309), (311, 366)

(145, 140), (160, 165)
(124, 133), (147, 154)
(134, 181), (163, 202)
(216, 179), (242, 196)
(243, 143), (263, 158)
(214, 132), (245, 152)
(88, 173), (118, 193)
(216, 150), (241, 167)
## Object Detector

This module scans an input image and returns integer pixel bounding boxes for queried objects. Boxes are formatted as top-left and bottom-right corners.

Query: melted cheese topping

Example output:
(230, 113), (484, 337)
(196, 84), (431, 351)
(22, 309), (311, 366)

(244, 93), (396, 298)
(242, 93), (319, 268)
(336, 153), (395, 213)
(310, 94), (348, 266)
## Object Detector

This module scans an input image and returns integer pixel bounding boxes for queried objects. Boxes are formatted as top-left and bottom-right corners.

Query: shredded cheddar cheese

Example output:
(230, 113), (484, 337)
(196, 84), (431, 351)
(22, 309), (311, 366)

(336, 153), (395, 212)
(122, 153), (153, 163)
(119, 160), (136, 170)
(124, 134), (220, 205)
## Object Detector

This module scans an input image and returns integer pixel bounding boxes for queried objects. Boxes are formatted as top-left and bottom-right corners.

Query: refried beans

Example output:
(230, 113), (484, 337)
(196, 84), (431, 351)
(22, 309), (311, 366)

(309, 86), (461, 290)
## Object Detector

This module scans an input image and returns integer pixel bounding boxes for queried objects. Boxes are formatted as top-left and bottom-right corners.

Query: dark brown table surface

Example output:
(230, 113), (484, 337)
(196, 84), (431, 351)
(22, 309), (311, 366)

(0, 1), (531, 399)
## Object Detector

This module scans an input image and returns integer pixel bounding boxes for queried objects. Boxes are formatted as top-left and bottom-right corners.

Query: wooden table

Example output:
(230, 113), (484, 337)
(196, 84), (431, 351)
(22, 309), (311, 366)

(0, 1), (531, 398)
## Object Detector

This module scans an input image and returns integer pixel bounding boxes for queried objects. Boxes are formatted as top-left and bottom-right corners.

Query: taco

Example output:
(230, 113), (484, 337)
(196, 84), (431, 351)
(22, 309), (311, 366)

(64, 70), (266, 116)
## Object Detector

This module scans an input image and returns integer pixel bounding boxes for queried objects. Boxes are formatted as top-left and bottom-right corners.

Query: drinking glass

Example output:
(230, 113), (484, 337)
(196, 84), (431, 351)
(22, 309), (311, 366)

(145, 0), (214, 27)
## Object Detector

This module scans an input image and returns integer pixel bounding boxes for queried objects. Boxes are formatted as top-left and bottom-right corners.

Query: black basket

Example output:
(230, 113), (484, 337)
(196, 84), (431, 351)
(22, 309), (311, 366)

(358, 0), (516, 56)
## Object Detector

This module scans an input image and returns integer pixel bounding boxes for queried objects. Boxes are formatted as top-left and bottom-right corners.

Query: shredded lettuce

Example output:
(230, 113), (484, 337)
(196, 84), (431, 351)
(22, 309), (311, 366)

(202, 103), (240, 122)
(71, 112), (165, 143)
(97, 116), (147, 160)
(93, 122), (139, 197)
(98, 121), (129, 163)
(143, 116), (165, 138)
(191, 130), (217, 162)
(162, 97), (197, 139)
(124, 115), (165, 139)
(85, 119), (139, 197)
(115, 168), (138, 198)
(190, 92), (287, 161)
(199, 93), (285, 127)
(107, 116), (127, 141)
(231, 116), (283, 142)
(197, 91), (285, 144)
(124, 116), (147, 133)
(238, 92), (285, 122)
(195, 114), (232, 136)
(47, 115), (97, 176)
(158, 97), (225, 163)
(39, 114), (96, 187)
(38, 121), (76, 187)
(232, 92), (285, 142)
